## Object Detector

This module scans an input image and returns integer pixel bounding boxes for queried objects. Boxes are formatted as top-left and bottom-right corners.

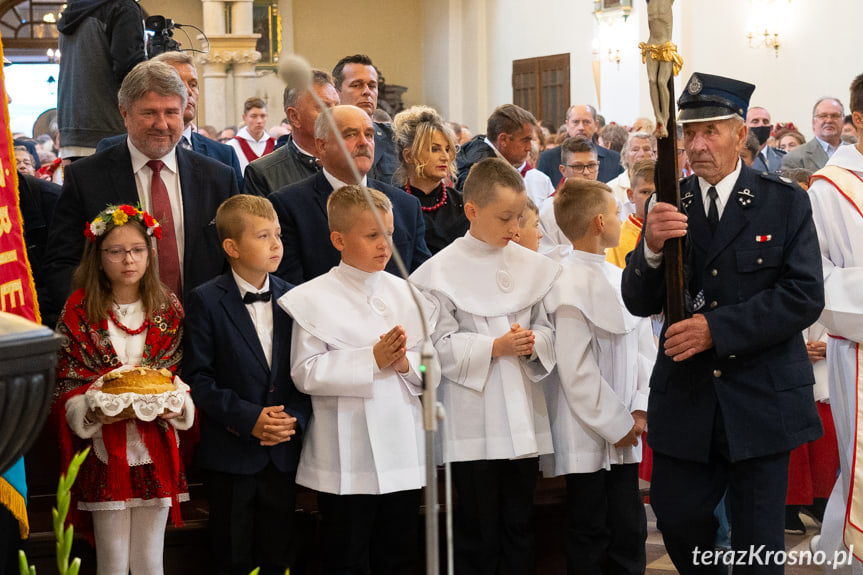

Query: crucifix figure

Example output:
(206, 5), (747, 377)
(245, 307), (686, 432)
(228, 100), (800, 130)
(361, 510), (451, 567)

(644, 0), (675, 138)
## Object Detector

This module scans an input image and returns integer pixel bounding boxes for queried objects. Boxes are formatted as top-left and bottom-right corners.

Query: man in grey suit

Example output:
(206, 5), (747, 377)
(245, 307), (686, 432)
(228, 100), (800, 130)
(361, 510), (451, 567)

(782, 97), (845, 172)
(242, 70), (340, 196)
(746, 106), (785, 172)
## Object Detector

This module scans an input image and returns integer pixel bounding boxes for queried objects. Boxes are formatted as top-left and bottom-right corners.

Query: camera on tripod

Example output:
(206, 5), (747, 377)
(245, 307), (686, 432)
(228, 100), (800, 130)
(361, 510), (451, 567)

(146, 15), (181, 58)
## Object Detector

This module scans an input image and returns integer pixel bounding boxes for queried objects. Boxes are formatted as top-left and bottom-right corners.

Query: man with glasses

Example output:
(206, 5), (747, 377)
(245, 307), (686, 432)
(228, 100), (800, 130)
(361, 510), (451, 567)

(537, 104), (624, 187)
(782, 97), (845, 172)
(537, 136), (600, 252)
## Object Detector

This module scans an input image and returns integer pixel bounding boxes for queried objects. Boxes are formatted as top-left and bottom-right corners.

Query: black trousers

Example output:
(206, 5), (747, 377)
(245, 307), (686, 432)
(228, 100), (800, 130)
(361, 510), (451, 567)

(451, 457), (539, 575)
(563, 463), (646, 575)
(651, 409), (789, 575)
(206, 464), (299, 575)
(316, 489), (421, 575)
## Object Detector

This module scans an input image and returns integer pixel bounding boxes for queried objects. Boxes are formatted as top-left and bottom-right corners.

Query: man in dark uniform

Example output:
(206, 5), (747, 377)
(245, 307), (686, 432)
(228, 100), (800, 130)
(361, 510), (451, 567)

(621, 73), (824, 574)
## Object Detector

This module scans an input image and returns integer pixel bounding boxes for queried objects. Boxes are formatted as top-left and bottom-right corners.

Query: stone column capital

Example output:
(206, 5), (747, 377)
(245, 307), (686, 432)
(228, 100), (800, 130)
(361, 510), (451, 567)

(198, 35), (262, 66)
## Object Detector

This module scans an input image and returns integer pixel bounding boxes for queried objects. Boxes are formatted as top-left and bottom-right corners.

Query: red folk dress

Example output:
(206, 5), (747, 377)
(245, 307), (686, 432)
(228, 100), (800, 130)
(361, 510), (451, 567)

(54, 288), (187, 528)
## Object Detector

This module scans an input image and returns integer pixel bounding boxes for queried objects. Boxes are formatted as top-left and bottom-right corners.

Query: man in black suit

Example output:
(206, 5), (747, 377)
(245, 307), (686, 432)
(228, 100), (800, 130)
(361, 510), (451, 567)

(622, 72), (824, 574)
(95, 51), (244, 191)
(332, 54), (398, 184)
(43, 60), (239, 320)
(242, 69), (340, 196)
(537, 104), (623, 186)
(268, 105), (430, 285)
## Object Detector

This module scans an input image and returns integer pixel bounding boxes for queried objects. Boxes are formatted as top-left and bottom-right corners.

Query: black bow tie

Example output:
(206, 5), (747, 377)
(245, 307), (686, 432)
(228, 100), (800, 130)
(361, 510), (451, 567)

(243, 291), (271, 304)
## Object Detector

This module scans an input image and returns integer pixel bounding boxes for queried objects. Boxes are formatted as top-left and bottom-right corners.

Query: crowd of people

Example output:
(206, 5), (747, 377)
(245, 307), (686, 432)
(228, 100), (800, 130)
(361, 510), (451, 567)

(3, 24), (863, 575)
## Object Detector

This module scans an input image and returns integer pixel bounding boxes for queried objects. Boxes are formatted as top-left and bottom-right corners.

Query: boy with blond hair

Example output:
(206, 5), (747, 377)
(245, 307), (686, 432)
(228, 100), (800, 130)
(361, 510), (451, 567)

(411, 157), (561, 574)
(606, 159), (656, 269)
(185, 194), (311, 575)
(542, 178), (655, 574)
(279, 185), (438, 574)
(513, 197), (543, 253)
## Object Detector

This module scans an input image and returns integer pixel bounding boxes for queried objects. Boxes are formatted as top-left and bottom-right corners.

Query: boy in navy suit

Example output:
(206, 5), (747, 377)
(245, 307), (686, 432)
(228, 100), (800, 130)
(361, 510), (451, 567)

(184, 194), (310, 575)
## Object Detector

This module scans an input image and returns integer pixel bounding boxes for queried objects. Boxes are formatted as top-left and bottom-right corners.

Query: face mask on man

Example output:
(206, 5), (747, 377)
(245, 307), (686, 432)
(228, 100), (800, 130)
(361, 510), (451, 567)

(750, 125), (772, 146)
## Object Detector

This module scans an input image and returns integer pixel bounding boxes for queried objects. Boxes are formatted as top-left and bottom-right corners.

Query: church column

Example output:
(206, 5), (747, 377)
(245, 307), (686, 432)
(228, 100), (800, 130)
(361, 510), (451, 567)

(231, 0), (254, 34)
(200, 38), (261, 128)
(201, 0), (225, 35)
(230, 50), (262, 112)
(198, 0), (261, 128)
(277, 0), (294, 55)
(200, 59), (230, 130)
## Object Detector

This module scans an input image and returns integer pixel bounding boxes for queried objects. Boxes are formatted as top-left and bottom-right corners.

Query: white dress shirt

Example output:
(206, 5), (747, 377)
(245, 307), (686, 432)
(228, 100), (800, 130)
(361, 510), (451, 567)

(127, 138), (185, 280)
(322, 167), (367, 190)
(233, 270), (274, 367)
(227, 126), (274, 172)
(644, 159), (743, 266)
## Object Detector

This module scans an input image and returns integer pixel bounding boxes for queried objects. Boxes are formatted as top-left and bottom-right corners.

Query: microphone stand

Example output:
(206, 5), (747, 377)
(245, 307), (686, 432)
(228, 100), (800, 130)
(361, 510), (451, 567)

(293, 60), (450, 575)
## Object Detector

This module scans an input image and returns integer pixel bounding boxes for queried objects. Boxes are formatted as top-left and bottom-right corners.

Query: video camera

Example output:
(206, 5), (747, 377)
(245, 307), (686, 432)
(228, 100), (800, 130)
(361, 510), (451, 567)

(145, 15), (181, 58)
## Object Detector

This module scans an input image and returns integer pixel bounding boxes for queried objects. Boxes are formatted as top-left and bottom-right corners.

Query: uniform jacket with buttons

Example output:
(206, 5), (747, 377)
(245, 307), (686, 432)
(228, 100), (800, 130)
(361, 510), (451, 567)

(621, 165), (824, 463)
(371, 121), (398, 184)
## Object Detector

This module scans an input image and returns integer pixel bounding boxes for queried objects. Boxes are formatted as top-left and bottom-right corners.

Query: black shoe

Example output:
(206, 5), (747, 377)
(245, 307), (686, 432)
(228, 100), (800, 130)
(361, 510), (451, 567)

(786, 506), (806, 535)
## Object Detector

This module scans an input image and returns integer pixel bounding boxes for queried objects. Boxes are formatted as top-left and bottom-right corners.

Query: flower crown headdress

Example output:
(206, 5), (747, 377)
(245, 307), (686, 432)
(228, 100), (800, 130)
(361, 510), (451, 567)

(772, 122), (798, 137)
(84, 205), (162, 242)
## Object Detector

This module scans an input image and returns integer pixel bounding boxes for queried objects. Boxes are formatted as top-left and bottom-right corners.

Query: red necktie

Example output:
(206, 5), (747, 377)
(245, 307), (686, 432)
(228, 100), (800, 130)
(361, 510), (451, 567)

(146, 160), (182, 298)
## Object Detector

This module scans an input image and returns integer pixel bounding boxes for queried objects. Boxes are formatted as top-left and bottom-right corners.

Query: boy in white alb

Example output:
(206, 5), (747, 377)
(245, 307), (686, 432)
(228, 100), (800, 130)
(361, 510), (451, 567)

(278, 185), (438, 575)
(411, 158), (561, 575)
(541, 179), (654, 574)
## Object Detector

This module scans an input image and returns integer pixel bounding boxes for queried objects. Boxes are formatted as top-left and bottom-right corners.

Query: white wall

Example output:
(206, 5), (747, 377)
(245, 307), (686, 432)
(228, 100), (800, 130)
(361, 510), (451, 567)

(427, 0), (656, 133)
(678, 0), (859, 139)
(463, 0), (862, 137)
(135, 0), (863, 137)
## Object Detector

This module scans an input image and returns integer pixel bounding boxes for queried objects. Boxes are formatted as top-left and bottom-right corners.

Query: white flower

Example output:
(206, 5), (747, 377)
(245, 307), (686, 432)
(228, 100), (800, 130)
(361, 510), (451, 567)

(90, 219), (107, 236)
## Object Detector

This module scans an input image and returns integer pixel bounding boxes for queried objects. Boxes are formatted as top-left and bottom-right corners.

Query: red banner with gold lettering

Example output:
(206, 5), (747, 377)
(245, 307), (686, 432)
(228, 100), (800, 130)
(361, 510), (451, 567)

(0, 32), (41, 540)
(0, 38), (40, 324)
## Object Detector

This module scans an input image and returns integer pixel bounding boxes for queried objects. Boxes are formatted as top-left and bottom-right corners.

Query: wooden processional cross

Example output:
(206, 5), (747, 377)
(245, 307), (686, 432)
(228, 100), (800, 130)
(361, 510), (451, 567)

(640, 0), (686, 323)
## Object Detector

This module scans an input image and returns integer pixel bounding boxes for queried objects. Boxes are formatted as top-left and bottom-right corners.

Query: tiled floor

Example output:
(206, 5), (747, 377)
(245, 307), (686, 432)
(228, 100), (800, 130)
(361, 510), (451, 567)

(644, 506), (825, 575)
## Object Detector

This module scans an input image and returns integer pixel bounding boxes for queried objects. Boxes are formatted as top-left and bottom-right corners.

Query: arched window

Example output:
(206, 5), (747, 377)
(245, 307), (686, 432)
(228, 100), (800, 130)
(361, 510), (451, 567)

(0, 0), (63, 56)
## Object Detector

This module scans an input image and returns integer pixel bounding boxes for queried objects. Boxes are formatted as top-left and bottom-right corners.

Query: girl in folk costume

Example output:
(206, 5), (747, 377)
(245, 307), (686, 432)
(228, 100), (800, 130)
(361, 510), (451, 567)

(54, 205), (193, 575)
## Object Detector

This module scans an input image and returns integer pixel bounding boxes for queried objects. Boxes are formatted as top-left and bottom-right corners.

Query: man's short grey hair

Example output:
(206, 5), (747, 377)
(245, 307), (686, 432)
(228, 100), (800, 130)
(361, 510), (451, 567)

(812, 97), (844, 117)
(315, 107), (333, 141)
(621, 131), (657, 168)
(118, 60), (188, 112)
(566, 104), (597, 122)
(151, 51), (195, 68)
(283, 69), (334, 112)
